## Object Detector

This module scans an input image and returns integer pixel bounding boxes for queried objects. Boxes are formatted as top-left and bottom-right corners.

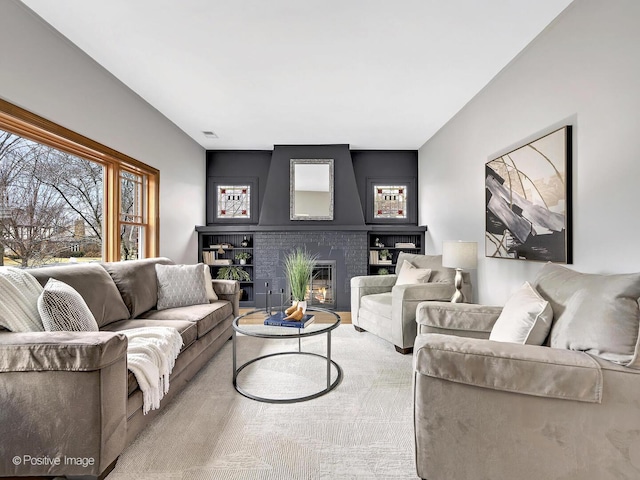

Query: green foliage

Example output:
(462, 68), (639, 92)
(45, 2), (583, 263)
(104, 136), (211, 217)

(377, 268), (390, 275)
(216, 265), (251, 282)
(234, 252), (251, 261)
(283, 247), (318, 301)
(379, 249), (390, 260)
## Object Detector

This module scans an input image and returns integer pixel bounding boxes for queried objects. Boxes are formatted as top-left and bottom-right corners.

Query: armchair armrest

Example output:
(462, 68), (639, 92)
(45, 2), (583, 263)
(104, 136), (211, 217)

(350, 274), (397, 328)
(212, 279), (241, 318)
(414, 333), (603, 403)
(416, 301), (503, 339)
(390, 283), (457, 349)
(0, 331), (127, 477)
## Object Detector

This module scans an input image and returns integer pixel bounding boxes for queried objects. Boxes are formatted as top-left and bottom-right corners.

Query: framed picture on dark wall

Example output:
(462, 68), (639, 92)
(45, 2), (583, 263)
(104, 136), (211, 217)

(365, 177), (416, 224)
(207, 177), (259, 224)
(485, 125), (572, 263)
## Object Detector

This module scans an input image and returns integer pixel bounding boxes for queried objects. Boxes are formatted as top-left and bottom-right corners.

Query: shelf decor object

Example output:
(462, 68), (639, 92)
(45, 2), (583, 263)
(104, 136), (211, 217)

(442, 241), (477, 303)
(485, 125), (572, 263)
(283, 247), (318, 313)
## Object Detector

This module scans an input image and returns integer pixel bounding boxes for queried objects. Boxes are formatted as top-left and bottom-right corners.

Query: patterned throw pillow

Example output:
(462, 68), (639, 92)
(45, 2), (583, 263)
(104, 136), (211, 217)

(155, 263), (209, 311)
(38, 278), (99, 332)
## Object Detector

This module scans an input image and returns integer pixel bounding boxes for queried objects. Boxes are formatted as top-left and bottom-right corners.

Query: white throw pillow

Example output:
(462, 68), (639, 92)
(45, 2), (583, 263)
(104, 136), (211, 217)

(396, 260), (432, 286)
(38, 278), (99, 332)
(203, 264), (218, 301)
(155, 263), (209, 311)
(490, 282), (553, 345)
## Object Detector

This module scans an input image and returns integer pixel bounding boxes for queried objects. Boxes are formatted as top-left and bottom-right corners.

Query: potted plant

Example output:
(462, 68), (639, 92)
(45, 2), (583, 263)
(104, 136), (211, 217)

(235, 252), (251, 265)
(379, 249), (391, 264)
(283, 247), (318, 313)
(216, 265), (251, 282)
(377, 268), (390, 275)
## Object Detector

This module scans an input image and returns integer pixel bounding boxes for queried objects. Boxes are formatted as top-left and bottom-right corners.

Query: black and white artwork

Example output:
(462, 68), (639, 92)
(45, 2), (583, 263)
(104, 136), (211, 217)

(485, 126), (572, 263)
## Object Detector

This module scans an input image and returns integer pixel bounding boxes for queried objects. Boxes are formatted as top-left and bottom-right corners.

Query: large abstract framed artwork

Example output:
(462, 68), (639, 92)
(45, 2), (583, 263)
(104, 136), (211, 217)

(485, 126), (572, 263)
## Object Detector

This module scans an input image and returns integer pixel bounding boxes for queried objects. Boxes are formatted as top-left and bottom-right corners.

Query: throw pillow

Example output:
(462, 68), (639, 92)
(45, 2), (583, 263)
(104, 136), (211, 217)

(202, 264), (218, 301)
(534, 263), (640, 368)
(38, 278), (99, 332)
(155, 263), (209, 311)
(0, 267), (44, 332)
(396, 260), (432, 286)
(489, 282), (553, 345)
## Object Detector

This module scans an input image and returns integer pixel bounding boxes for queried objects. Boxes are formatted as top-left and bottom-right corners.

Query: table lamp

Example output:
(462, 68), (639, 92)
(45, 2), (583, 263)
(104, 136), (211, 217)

(442, 241), (477, 303)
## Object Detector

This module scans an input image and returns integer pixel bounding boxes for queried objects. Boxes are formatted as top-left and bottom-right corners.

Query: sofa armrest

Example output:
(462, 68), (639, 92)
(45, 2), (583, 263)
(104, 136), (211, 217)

(416, 301), (503, 339)
(388, 283), (457, 349)
(414, 333), (603, 403)
(0, 331), (127, 477)
(212, 279), (241, 318)
(0, 331), (127, 372)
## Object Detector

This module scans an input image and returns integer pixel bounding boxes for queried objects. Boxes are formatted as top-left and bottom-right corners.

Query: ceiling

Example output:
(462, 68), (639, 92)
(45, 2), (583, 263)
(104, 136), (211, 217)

(21, 0), (572, 151)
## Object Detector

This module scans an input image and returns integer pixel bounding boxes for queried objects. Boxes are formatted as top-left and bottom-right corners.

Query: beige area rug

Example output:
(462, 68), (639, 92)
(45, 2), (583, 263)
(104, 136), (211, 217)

(106, 325), (418, 480)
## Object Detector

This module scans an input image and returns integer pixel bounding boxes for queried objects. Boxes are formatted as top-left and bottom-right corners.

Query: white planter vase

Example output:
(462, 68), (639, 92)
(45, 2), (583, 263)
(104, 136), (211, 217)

(295, 300), (307, 314)
(239, 259), (246, 265)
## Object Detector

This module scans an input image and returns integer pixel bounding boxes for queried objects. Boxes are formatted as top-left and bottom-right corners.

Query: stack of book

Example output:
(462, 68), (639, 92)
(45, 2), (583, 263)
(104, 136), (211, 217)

(369, 250), (379, 264)
(264, 311), (315, 328)
(395, 242), (416, 248)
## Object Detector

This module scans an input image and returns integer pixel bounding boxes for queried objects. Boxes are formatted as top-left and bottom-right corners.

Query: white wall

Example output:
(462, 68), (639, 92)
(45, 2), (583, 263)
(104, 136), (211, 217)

(0, 0), (205, 264)
(418, 0), (640, 304)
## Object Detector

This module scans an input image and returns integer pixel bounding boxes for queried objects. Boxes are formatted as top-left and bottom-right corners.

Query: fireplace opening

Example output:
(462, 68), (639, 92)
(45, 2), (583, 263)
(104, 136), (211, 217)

(305, 260), (336, 309)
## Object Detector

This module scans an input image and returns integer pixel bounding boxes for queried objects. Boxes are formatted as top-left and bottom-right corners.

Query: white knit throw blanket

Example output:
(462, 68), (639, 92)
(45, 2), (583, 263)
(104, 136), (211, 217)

(119, 327), (183, 414)
(0, 267), (44, 332)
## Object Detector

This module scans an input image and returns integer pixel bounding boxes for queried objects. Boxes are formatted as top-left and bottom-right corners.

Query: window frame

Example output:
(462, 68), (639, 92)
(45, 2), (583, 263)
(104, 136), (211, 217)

(365, 177), (416, 224)
(0, 98), (159, 261)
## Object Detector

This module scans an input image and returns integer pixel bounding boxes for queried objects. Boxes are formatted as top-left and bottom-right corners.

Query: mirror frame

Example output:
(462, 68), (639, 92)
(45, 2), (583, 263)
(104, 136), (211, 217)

(290, 158), (334, 221)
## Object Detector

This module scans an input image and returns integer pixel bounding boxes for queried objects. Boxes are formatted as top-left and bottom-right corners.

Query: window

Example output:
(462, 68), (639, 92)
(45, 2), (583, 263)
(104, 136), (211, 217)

(217, 184), (250, 219)
(0, 99), (159, 266)
(366, 177), (416, 224)
(207, 177), (258, 224)
(374, 185), (407, 219)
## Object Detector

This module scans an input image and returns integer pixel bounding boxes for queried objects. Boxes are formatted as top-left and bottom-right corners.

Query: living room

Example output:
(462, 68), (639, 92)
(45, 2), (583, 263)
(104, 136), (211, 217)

(1, 0), (640, 479)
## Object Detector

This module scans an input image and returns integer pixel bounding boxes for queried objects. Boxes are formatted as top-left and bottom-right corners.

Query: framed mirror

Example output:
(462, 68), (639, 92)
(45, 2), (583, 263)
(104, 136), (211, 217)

(290, 159), (334, 220)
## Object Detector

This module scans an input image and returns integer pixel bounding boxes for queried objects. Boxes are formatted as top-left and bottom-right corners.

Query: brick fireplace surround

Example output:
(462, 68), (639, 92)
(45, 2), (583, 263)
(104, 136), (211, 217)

(253, 230), (367, 311)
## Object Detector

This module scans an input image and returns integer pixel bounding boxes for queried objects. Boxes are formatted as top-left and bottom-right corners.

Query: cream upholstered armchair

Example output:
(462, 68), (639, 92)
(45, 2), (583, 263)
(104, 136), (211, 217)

(413, 263), (640, 480)
(350, 252), (471, 354)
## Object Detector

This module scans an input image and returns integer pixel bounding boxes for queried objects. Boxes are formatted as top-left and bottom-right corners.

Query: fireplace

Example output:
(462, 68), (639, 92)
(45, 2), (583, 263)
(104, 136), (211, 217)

(305, 261), (336, 309)
(253, 231), (368, 311)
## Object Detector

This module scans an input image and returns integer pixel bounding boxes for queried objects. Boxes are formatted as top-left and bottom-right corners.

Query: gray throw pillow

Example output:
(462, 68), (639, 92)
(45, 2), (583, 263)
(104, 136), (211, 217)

(155, 263), (209, 311)
(534, 263), (640, 368)
(38, 278), (99, 332)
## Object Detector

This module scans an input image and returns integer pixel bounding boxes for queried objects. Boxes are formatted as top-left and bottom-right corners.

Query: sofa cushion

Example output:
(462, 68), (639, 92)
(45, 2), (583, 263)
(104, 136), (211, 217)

(102, 257), (174, 318)
(155, 263), (209, 311)
(534, 263), (640, 368)
(489, 282), (553, 346)
(101, 319), (197, 397)
(38, 279), (99, 332)
(360, 292), (393, 320)
(29, 263), (130, 328)
(138, 301), (233, 339)
(101, 319), (197, 351)
(203, 264), (218, 301)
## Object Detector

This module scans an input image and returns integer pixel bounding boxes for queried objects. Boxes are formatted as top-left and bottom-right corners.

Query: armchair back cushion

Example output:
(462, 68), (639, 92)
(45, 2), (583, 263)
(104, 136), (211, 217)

(534, 263), (640, 368)
(396, 253), (454, 283)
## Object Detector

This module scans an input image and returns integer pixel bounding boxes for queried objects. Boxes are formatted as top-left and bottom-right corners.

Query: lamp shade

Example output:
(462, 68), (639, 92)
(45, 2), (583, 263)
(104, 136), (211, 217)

(442, 241), (478, 269)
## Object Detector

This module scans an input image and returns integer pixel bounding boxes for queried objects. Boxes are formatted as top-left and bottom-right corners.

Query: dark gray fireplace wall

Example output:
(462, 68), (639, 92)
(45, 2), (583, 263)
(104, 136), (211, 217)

(253, 231), (368, 311)
(258, 144), (366, 227)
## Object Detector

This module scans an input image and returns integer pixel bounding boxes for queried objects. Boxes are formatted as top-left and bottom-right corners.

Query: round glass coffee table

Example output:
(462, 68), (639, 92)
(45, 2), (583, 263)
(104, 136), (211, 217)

(232, 306), (343, 403)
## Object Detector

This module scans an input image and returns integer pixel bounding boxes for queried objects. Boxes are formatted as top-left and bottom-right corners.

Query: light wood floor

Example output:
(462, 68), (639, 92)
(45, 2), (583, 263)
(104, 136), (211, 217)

(238, 308), (351, 324)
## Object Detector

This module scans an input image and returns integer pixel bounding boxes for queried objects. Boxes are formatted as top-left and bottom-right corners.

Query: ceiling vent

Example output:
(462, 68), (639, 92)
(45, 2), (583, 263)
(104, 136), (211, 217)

(202, 130), (218, 138)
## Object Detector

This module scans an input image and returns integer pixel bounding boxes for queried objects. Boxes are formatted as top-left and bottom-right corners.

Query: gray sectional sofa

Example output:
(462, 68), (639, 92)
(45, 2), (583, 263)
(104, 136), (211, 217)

(0, 257), (240, 479)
